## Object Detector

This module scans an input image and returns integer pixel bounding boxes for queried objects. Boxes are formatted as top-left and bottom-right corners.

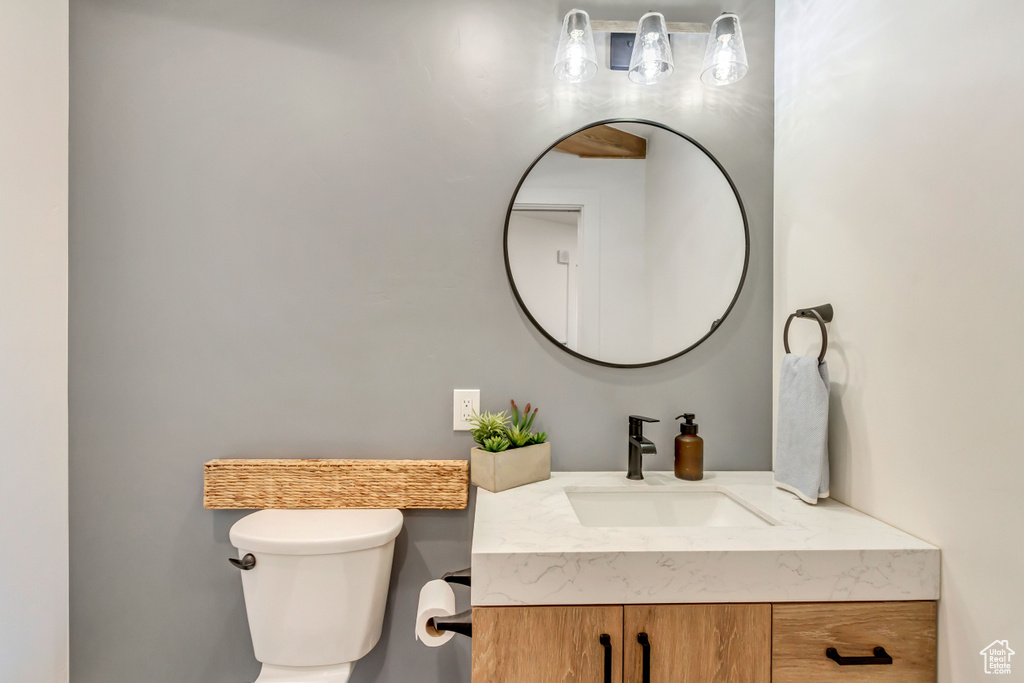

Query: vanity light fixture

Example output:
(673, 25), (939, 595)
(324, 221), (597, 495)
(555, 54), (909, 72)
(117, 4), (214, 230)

(553, 8), (599, 83)
(554, 9), (748, 87)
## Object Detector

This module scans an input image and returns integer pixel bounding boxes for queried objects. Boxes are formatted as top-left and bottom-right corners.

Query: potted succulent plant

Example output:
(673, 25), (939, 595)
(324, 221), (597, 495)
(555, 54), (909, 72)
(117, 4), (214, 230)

(469, 400), (550, 493)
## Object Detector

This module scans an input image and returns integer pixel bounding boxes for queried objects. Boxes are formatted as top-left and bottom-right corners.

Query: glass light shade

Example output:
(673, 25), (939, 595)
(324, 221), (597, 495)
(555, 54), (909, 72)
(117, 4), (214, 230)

(701, 13), (749, 86)
(628, 12), (673, 85)
(553, 9), (598, 83)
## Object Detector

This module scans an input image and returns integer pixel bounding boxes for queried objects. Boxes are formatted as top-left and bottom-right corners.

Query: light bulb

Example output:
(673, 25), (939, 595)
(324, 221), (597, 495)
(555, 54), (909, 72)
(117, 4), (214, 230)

(713, 34), (736, 81)
(639, 33), (662, 79)
(564, 31), (588, 80)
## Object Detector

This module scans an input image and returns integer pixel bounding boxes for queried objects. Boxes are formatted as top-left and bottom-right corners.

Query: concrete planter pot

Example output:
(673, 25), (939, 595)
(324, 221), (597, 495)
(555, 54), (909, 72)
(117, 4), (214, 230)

(470, 442), (551, 493)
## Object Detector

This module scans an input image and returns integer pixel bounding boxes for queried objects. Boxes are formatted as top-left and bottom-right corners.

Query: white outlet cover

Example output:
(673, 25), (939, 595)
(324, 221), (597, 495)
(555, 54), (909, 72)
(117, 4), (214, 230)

(453, 389), (480, 431)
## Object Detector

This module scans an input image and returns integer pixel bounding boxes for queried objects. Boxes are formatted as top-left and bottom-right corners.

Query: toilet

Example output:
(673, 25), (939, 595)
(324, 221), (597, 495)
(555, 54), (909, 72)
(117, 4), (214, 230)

(229, 508), (404, 683)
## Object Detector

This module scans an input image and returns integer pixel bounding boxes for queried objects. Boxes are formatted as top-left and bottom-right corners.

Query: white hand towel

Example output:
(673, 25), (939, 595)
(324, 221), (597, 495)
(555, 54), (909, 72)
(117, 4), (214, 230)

(774, 353), (830, 504)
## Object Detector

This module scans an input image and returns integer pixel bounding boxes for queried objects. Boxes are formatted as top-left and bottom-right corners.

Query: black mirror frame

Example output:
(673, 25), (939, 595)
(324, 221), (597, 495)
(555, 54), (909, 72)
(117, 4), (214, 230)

(503, 118), (751, 368)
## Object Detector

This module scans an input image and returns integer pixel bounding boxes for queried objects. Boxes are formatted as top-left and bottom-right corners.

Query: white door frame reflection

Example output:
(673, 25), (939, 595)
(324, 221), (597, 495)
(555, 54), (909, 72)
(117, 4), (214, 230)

(508, 206), (582, 348)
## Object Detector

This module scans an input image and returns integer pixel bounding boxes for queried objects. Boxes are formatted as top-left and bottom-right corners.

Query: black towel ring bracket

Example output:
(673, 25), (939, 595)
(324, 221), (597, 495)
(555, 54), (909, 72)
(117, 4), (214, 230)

(783, 303), (833, 364)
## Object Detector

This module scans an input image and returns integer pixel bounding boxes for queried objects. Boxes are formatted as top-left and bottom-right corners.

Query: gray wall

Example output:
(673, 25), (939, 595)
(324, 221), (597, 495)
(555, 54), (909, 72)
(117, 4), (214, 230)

(69, 1), (774, 681)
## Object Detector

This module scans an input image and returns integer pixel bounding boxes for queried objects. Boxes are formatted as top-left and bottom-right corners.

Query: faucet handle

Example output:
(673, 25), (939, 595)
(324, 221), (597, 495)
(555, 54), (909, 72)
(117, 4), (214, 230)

(628, 415), (659, 438)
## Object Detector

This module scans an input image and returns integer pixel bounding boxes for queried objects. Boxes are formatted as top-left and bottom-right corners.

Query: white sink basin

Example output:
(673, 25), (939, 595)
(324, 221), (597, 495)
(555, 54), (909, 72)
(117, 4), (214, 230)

(566, 486), (778, 528)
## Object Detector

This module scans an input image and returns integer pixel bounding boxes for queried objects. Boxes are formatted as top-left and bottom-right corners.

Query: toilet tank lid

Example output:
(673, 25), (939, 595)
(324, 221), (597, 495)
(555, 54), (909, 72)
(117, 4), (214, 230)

(229, 509), (404, 555)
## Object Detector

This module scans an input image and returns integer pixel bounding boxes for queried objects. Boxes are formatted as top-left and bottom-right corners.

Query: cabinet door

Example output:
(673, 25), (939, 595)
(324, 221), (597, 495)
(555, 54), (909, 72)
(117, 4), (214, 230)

(772, 602), (937, 682)
(623, 604), (770, 683)
(473, 605), (623, 683)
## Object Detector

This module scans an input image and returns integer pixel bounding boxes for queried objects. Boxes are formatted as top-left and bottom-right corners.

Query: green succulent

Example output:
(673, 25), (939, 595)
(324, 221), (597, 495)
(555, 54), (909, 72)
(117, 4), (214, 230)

(470, 401), (549, 452)
(480, 435), (511, 452)
(508, 400), (547, 448)
(469, 410), (509, 446)
(509, 399), (538, 433)
(506, 424), (533, 448)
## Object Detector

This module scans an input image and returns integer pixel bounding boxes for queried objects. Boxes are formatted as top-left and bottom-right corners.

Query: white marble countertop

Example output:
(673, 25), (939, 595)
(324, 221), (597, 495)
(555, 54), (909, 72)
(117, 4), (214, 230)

(471, 471), (940, 606)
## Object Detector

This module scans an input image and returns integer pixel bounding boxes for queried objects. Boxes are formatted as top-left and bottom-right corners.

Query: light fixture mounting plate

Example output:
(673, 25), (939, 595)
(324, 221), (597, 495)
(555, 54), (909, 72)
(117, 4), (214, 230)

(609, 33), (633, 71)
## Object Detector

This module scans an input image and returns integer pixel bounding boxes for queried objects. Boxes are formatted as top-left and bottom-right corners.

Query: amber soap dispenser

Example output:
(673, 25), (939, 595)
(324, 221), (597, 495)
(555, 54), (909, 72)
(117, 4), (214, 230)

(674, 413), (703, 481)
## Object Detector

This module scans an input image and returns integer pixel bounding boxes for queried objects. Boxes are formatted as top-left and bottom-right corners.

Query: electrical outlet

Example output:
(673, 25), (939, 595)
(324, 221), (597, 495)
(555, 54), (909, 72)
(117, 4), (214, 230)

(453, 389), (480, 431)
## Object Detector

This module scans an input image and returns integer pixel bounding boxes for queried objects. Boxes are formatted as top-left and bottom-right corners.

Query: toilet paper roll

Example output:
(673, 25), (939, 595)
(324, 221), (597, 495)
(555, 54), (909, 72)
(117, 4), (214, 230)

(415, 579), (457, 648)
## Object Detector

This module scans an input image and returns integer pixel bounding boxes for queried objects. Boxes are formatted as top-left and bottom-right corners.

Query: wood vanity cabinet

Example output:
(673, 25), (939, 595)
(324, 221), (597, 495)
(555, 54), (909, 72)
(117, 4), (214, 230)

(473, 604), (769, 682)
(472, 601), (936, 682)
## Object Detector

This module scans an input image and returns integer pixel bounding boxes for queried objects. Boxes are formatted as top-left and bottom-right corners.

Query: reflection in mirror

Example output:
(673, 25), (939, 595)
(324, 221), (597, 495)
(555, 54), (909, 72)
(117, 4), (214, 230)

(505, 121), (748, 367)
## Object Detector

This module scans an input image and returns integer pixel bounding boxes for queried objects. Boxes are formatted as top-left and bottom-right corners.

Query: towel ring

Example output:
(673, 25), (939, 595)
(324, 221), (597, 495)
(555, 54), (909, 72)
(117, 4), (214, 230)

(783, 304), (832, 364)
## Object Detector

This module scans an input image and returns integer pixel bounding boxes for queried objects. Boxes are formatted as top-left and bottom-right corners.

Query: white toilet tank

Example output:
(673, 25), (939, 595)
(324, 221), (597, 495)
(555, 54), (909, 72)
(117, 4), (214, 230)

(229, 509), (404, 668)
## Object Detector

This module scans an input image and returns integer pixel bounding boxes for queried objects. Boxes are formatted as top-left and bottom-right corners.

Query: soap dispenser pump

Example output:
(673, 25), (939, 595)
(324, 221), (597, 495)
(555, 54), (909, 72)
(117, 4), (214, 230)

(674, 413), (703, 481)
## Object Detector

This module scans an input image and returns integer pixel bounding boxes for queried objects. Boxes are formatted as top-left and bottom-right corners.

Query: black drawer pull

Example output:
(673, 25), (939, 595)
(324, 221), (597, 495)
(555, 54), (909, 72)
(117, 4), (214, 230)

(826, 646), (893, 666)
(638, 632), (651, 683)
(600, 634), (612, 683)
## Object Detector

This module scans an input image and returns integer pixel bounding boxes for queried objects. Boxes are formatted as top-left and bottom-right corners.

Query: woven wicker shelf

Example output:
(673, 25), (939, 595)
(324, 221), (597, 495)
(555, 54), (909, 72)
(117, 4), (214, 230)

(204, 458), (468, 510)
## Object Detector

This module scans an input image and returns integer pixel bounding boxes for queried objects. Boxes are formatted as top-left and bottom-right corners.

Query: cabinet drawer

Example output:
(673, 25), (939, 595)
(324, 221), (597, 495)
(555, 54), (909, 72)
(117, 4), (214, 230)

(772, 602), (936, 682)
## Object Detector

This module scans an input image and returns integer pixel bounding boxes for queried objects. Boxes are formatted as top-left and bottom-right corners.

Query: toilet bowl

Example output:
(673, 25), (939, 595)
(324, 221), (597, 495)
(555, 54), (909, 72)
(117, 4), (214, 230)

(229, 508), (404, 683)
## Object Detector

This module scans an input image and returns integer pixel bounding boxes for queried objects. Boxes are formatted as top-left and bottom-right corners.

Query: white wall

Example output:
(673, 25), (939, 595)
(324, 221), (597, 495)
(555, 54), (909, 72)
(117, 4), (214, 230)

(775, 2), (1024, 680)
(0, 1), (69, 680)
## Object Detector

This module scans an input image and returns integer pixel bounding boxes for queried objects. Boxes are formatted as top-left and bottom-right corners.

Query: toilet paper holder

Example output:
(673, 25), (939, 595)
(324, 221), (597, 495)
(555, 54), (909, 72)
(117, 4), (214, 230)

(428, 567), (473, 638)
(441, 567), (471, 587)
(428, 610), (473, 638)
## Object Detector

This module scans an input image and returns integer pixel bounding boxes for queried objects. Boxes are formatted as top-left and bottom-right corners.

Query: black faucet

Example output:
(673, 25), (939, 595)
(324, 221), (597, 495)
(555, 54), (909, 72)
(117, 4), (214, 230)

(627, 415), (659, 480)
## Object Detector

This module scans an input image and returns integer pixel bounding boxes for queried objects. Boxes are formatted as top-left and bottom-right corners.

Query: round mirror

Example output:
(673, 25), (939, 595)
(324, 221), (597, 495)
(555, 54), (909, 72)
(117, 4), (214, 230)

(504, 119), (749, 367)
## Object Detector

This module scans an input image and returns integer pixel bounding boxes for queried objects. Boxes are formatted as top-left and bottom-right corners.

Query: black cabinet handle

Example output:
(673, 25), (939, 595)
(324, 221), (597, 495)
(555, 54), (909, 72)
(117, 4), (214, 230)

(600, 634), (612, 683)
(229, 553), (256, 570)
(638, 632), (651, 683)
(826, 646), (893, 666)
